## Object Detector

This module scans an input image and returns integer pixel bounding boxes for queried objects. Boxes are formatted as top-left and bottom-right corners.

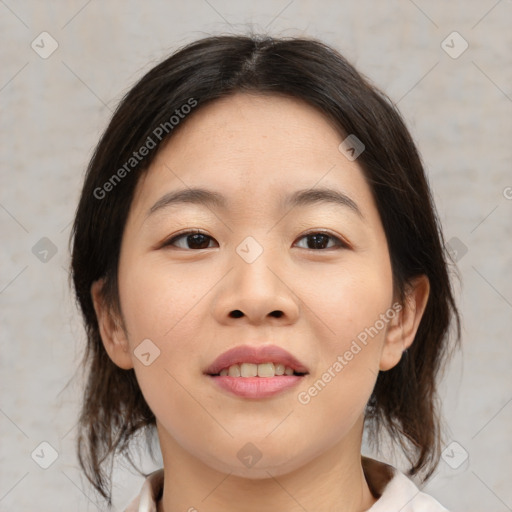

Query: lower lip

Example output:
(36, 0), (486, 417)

(208, 375), (304, 398)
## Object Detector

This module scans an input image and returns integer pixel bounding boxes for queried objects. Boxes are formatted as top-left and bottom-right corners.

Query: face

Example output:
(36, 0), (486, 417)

(92, 93), (427, 478)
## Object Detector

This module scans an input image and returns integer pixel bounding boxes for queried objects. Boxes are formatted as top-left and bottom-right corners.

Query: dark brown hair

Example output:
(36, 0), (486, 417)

(69, 33), (461, 505)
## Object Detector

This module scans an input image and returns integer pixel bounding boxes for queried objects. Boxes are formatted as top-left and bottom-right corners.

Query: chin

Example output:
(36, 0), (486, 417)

(196, 441), (313, 479)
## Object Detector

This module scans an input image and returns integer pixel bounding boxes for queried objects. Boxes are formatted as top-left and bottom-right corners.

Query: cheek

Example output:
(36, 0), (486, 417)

(117, 255), (214, 401)
(304, 259), (393, 348)
(118, 255), (212, 345)
(298, 261), (393, 406)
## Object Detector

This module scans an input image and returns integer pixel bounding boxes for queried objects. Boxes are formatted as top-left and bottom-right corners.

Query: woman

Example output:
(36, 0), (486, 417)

(70, 34), (461, 511)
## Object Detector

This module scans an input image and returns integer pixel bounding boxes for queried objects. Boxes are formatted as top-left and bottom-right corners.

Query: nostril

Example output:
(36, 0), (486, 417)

(229, 310), (283, 318)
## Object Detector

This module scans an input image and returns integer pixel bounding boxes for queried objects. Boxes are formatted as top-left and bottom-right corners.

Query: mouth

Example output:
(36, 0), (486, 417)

(204, 344), (309, 398)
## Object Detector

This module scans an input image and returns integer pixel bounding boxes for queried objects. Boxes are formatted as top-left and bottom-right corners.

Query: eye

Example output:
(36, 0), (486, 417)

(162, 230), (217, 250)
(294, 231), (348, 250)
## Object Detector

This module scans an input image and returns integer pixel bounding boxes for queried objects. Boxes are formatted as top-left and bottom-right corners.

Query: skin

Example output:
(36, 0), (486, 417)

(91, 93), (429, 512)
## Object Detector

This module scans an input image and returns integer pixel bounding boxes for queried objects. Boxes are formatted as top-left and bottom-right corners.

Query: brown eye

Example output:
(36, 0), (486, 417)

(163, 231), (217, 250)
(295, 232), (347, 250)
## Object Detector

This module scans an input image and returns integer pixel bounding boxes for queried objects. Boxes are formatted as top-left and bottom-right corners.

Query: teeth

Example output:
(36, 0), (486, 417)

(217, 362), (299, 377)
(257, 363), (275, 377)
(275, 363), (285, 376)
(228, 365), (241, 377)
(241, 363), (258, 377)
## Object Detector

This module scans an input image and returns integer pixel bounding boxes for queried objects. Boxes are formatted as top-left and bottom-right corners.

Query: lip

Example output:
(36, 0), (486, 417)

(209, 375), (304, 398)
(204, 344), (309, 376)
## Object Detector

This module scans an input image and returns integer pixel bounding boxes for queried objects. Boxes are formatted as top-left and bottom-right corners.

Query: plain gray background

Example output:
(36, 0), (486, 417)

(1, 1), (511, 510)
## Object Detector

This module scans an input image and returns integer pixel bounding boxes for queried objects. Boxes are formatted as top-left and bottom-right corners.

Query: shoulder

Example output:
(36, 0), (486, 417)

(124, 469), (164, 512)
(363, 456), (449, 512)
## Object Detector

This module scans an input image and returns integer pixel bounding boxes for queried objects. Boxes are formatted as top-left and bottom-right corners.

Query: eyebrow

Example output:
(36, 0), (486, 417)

(145, 186), (364, 221)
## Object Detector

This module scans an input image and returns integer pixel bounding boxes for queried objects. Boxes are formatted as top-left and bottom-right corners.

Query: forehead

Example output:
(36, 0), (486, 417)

(129, 93), (379, 226)
(162, 92), (344, 165)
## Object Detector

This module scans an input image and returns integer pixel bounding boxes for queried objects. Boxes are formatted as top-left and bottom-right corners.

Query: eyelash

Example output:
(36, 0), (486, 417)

(162, 229), (349, 251)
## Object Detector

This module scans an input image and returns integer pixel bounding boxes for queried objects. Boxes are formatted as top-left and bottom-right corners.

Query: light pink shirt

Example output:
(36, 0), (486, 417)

(124, 457), (449, 512)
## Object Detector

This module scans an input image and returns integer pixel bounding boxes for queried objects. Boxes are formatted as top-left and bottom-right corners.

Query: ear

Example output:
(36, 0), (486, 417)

(90, 278), (134, 370)
(379, 275), (430, 371)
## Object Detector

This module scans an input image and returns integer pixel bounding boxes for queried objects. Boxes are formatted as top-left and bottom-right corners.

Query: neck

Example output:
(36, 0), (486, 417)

(156, 419), (377, 512)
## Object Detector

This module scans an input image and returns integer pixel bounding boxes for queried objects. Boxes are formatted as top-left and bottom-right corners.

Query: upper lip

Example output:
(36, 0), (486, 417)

(204, 344), (309, 375)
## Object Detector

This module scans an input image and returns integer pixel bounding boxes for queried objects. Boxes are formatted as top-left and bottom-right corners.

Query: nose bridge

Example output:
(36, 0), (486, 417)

(234, 233), (283, 298)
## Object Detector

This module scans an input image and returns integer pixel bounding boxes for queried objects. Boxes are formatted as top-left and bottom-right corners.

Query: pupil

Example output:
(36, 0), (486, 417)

(309, 234), (328, 249)
(189, 233), (210, 249)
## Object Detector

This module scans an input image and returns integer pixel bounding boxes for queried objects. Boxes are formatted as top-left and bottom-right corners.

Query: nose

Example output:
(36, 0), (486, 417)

(211, 245), (300, 326)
